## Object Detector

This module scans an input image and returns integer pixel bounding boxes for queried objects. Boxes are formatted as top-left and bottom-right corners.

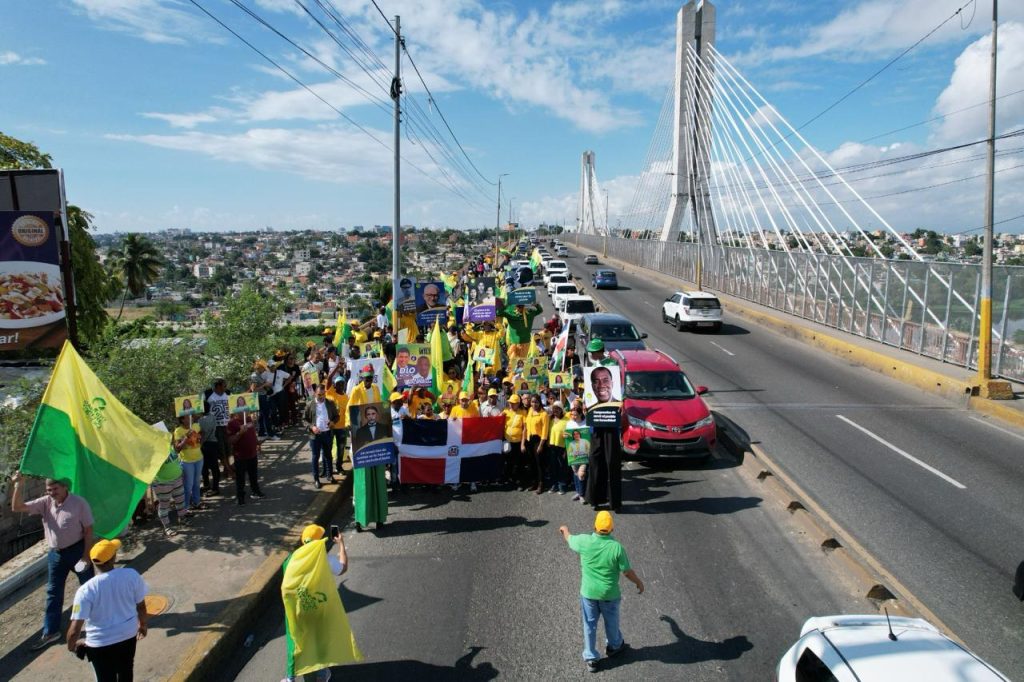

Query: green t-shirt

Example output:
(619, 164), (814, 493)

(568, 532), (631, 600)
(153, 453), (182, 484)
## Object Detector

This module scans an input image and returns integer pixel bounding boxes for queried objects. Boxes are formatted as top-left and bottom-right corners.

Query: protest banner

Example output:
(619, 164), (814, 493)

(584, 363), (622, 427)
(360, 341), (381, 357)
(395, 276), (417, 315)
(174, 394), (203, 418)
(346, 357), (386, 393)
(472, 346), (496, 367)
(466, 276), (496, 323)
(0, 211), (68, 352)
(349, 402), (395, 467)
(507, 287), (536, 305)
(231, 392), (260, 414)
(301, 367), (319, 393)
(394, 343), (432, 388)
(549, 371), (572, 389)
(415, 281), (448, 327)
(565, 426), (592, 466)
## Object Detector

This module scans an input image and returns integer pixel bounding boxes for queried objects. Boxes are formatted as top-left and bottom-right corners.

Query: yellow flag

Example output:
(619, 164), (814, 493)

(282, 540), (362, 677)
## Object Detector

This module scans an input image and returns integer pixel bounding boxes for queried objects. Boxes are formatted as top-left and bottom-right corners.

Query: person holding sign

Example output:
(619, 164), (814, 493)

(547, 403), (569, 494)
(348, 366), (387, 532)
(566, 404), (590, 502)
(173, 416), (204, 514)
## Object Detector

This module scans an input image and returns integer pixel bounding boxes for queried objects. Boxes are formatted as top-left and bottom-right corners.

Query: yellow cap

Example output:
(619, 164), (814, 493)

(458, 391), (470, 400)
(487, 388), (498, 396)
(374, 330), (382, 338)
(508, 394), (521, 404)
(389, 392), (404, 402)
(306, 341), (316, 348)
(594, 511), (614, 534)
(301, 524), (325, 543)
(255, 360), (268, 370)
(322, 327), (333, 335)
(89, 539), (122, 564)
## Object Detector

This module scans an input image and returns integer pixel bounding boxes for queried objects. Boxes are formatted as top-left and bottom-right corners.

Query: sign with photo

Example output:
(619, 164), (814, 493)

(549, 372), (572, 389)
(515, 377), (540, 395)
(393, 343), (432, 388)
(0, 211), (67, 352)
(174, 394), (203, 418)
(230, 392), (260, 414)
(507, 287), (536, 305)
(565, 426), (591, 466)
(301, 367), (320, 394)
(349, 402), (396, 468)
(346, 357), (386, 394)
(466, 276), (496, 323)
(395, 276), (418, 315)
(360, 341), (382, 357)
(415, 281), (448, 327)
(472, 346), (496, 367)
(584, 363), (622, 428)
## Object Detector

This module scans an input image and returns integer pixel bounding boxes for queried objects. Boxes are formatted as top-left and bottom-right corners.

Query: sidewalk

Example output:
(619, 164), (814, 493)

(0, 426), (350, 682)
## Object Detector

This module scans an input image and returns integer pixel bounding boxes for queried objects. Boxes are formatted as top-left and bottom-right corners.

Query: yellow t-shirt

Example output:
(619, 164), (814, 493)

(409, 392), (433, 417)
(325, 387), (349, 428)
(449, 402), (480, 419)
(548, 416), (568, 447)
(524, 409), (550, 441)
(503, 408), (525, 441)
(173, 424), (203, 463)
(348, 383), (382, 407)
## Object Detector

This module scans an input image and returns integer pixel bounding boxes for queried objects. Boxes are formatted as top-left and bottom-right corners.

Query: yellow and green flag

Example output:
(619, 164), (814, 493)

(20, 342), (170, 538)
(332, 310), (347, 347)
(282, 539), (362, 677)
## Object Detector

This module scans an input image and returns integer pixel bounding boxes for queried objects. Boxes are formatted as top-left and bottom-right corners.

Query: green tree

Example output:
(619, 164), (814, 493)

(1, 132), (113, 344)
(204, 283), (283, 386)
(108, 234), (163, 320)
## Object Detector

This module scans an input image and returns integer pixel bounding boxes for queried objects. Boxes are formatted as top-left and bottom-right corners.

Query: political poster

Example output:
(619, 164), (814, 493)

(346, 357), (386, 394)
(438, 379), (460, 408)
(230, 392), (260, 414)
(360, 341), (382, 357)
(565, 426), (592, 466)
(349, 402), (395, 468)
(393, 343), (432, 388)
(395, 276), (418, 315)
(507, 287), (536, 305)
(515, 377), (537, 395)
(174, 394), (203, 418)
(466, 276), (496, 323)
(472, 346), (496, 367)
(301, 367), (320, 394)
(0, 211), (67, 352)
(415, 281), (448, 327)
(584, 363), (622, 427)
(549, 372), (572, 389)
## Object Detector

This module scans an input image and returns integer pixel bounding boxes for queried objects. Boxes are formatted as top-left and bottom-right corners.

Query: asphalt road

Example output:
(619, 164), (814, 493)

(564, 246), (1024, 677)
(226, 456), (867, 681)
(222, 281), (876, 681)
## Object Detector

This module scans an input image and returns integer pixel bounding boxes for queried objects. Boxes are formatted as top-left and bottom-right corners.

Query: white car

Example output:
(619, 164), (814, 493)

(544, 260), (569, 283)
(778, 615), (1008, 681)
(661, 290), (722, 332)
(546, 273), (570, 295)
(558, 294), (597, 324)
(556, 246), (568, 256)
(551, 282), (581, 309)
(584, 254), (599, 264)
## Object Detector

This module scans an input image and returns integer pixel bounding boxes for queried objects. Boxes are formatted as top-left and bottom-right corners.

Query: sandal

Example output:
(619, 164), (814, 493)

(164, 528), (177, 537)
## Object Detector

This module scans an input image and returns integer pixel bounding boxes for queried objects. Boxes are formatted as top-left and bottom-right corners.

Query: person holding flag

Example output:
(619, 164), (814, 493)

(347, 366), (387, 532)
(281, 524), (361, 682)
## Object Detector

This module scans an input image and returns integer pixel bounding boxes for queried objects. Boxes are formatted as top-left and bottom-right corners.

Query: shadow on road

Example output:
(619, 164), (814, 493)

(619, 496), (761, 516)
(368, 515), (548, 538)
(602, 615), (753, 670)
(342, 646), (498, 681)
(708, 323), (750, 336)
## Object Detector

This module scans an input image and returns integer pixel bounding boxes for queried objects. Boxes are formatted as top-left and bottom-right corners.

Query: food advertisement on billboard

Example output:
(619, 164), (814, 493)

(0, 211), (67, 351)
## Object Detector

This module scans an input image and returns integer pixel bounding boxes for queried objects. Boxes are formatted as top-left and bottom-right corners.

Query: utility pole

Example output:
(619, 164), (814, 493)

(978, 0), (1011, 398)
(496, 173), (508, 266)
(391, 15), (402, 332)
(603, 190), (609, 258)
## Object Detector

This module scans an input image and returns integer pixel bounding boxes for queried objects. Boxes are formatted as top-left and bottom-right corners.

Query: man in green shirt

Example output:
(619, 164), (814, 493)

(560, 511), (644, 672)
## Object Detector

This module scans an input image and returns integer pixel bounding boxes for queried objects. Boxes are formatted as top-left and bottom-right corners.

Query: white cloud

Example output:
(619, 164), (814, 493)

(69, 0), (213, 45)
(0, 51), (46, 66)
(932, 22), (1024, 143)
(141, 109), (228, 129)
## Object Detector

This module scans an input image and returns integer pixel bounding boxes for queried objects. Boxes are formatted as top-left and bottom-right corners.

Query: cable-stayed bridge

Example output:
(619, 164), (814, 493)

(576, 0), (1024, 384)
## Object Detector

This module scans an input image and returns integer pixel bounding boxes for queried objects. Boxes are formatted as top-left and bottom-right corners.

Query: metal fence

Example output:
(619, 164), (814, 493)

(574, 234), (1024, 384)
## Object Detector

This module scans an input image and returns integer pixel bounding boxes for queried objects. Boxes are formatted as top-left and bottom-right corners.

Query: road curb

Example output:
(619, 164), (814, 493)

(715, 424), (965, 644)
(167, 470), (354, 682)
(570, 246), (1023, 428)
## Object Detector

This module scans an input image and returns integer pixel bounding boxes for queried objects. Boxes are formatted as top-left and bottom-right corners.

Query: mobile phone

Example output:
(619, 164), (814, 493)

(330, 524), (340, 539)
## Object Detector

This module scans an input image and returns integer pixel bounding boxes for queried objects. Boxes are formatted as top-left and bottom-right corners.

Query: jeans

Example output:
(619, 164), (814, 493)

(580, 596), (623, 662)
(180, 459), (203, 509)
(572, 464), (586, 497)
(44, 539), (94, 636)
(310, 431), (334, 482)
(84, 635), (137, 682)
(546, 445), (568, 491)
(201, 442), (221, 492)
(235, 457), (261, 502)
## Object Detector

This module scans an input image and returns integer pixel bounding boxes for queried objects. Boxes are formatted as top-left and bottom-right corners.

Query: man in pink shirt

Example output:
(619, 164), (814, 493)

(10, 472), (96, 650)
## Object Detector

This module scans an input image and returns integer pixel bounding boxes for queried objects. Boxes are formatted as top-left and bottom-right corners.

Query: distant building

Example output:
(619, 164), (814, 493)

(193, 263), (217, 279)
(295, 262), (312, 276)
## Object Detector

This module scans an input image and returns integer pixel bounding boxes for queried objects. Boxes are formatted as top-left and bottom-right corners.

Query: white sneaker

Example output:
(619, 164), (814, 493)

(470, 482), (478, 492)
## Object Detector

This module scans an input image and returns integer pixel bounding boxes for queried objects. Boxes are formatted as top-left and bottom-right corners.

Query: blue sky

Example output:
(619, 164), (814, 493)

(2, 0), (1022, 234)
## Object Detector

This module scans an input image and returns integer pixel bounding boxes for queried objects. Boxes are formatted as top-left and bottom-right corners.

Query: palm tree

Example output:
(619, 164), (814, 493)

(109, 234), (163, 321)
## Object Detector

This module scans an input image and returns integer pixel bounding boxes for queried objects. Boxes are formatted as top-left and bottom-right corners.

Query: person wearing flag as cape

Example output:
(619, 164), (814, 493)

(498, 301), (543, 360)
(347, 365), (388, 532)
(281, 524), (362, 682)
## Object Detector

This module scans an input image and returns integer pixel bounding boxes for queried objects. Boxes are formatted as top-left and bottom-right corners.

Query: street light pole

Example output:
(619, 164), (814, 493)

(496, 173), (509, 265)
(391, 15), (402, 333)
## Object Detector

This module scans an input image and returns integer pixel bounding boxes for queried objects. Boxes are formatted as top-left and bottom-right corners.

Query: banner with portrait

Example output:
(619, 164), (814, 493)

(301, 367), (320, 394)
(393, 343), (432, 388)
(349, 402), (396, 468)
(471, 346), (496, 367)
(345, 357), (386, 394)
(415, 281), (448, 327)
(230, 392), (260, 414)
(466, 276), (496, 323)
(583, 363), (622, 428)
(565, 425), (592, 466)
(395, 276), (418, 316)
(549, 371), (572, 389)
(174, 394), (203, 418)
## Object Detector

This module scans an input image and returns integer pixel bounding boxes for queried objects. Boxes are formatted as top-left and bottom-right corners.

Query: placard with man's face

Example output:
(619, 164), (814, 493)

(394, 343), (431, 388)
(583, 364), (622, 408)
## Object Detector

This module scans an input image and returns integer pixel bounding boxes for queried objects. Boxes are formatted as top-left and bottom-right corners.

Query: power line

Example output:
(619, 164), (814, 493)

(859, 87), (1024, 143)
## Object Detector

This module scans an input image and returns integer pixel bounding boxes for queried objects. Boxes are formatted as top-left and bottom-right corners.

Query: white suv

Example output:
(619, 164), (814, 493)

(661, 290), (722, 332)
(544, 260), (569, 283)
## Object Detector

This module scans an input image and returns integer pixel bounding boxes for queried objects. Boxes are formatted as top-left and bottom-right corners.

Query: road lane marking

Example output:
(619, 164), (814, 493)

(835, 415), (966, 489)
(969, 416), (1024, 442)
(709, 341), (735, 356)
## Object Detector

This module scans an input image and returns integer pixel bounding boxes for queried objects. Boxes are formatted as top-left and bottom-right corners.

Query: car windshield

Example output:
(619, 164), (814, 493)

(689, 298), (720, 310)
(624, 371), (695, 400)
(555, 285), (577, 294)
(550, 275), (568, 283)
(596, 270), (615, 277)
(565, 300), (596, 314)
(592, 323), (640, 340)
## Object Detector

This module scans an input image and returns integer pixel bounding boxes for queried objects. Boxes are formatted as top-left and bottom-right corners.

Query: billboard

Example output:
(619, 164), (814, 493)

(0, 211), (67, 351)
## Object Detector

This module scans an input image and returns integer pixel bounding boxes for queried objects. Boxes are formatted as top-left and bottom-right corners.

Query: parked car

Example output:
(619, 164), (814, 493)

(551, 282), (581, 310)
(591, 269), (618, 289)
(777, 615), (1008, 682)
(613, 349), (715, 460)
(546, 273), (570, 295)
(558, 295), (597, 325)
(578, 312), (647, 353)
(661, 290), (722, 332)
(584, 254), (599, 264)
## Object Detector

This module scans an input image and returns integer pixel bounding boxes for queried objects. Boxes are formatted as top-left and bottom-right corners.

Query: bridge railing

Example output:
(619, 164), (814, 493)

(573, 234), (1024, 384)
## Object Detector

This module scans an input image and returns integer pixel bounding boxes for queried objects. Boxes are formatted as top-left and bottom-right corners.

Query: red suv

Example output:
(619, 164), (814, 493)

(612, 349), (715, 460)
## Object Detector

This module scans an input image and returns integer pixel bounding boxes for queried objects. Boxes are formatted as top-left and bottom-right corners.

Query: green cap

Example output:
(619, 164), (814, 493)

(587, 338), (605, 353)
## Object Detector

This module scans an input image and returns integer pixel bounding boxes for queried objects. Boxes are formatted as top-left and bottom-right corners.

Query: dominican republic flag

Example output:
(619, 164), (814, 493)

(399, 416), (505, 485)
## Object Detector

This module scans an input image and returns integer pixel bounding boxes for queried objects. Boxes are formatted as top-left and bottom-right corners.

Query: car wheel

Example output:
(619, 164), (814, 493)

(712, 322), (722, 333)
(675, 315), (684, 331)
